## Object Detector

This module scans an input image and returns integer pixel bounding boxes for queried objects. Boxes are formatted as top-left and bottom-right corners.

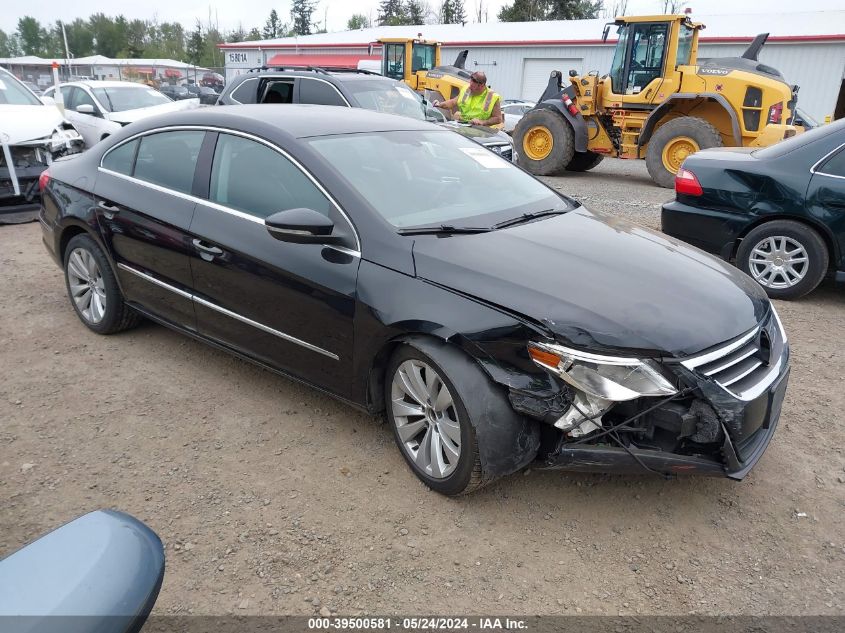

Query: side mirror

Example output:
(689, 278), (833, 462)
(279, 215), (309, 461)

(0, 510), (164, 628)
(40, 96), (56, 106)
(76, 104), (96, 114)
(425, 107), (446, 122)
(265, 207), (341, 244)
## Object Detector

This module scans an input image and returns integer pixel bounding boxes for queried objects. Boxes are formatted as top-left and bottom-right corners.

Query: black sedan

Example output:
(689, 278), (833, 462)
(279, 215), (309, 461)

(40, 106), (790, 495)
(662, 117), (845, 299)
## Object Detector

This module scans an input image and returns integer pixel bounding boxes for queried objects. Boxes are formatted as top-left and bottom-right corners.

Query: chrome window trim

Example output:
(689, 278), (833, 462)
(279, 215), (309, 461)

(810, 142), (845, 180)
(97, 124), (361, 252)
(117, 263), (339, 360)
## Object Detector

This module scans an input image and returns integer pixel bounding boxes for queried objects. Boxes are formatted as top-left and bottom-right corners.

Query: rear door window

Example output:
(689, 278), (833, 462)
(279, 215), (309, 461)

(298, 79), (346, 106)
(260, 79), (294, 104)
(133, 130), (206, 194)
(230, 78), (259, 104)
(817, 147), (845, 177)
(102, 139), (139, 176)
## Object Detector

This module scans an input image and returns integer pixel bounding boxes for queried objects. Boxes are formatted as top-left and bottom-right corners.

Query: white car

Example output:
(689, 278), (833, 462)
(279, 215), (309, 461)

(43, 80), (200, 148)
(1, 68), (83, 214)
(502, 101), (535, 134)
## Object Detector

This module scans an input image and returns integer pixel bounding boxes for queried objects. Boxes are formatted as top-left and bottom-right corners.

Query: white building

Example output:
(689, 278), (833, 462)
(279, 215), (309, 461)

(219, 10), (845, 121)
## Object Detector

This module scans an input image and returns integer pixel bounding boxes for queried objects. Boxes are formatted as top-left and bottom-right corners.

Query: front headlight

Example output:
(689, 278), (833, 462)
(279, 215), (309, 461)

(528, 342), (677, 402)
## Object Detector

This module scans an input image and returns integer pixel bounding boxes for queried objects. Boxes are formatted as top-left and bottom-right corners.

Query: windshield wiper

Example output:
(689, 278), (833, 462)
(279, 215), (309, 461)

(397, 224), (491, 235)
(492, 208), (568, 230)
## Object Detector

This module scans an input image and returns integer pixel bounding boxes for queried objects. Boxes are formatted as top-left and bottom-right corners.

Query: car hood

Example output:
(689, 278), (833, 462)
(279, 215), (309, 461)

(0, 104), (72, 144)
(411, 207), (769, 357)
(106, 98), (200, 124)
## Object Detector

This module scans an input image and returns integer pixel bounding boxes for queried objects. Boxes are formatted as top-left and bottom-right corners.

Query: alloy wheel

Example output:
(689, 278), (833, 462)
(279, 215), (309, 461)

(748, 235), (809, 289)
(390, 359), (462, 479)
(66, 247), (107, 324)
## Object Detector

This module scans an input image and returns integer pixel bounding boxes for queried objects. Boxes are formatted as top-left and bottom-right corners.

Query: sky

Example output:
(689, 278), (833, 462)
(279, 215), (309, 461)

(2, 0), (843, 39)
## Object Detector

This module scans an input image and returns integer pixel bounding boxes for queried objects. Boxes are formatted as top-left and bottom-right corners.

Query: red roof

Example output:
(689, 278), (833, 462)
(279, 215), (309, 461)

(265, 54), (379, 68)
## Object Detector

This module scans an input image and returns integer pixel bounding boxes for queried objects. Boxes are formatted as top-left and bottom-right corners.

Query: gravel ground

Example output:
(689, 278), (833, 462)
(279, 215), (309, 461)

(1, 158), (843, 617)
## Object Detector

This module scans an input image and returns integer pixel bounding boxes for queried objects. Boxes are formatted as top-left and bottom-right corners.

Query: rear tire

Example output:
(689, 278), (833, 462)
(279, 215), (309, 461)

(514, 109), (574, 176)
(646, 116), (723, 188)
(566, 150), (604, 172)
(736, 220), (828, 299)
(63, 234), (142, 334)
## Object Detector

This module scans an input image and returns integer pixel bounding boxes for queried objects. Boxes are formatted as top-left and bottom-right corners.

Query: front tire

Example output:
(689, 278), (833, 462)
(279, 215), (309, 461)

(566, 150), (604, 172)
(386, 345), (484, 496)
(736, 220), (829, 299)
(514, 109), (574, 176)
(646, 116), (723, 188)
(63, 234), (141, 334)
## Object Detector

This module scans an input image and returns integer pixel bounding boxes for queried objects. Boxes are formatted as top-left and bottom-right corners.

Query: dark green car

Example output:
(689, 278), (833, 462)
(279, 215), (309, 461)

(662, 118), (845, 299)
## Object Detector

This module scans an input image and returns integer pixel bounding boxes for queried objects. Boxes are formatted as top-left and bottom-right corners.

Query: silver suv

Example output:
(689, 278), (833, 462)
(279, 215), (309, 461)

(217, 67), (516, 162)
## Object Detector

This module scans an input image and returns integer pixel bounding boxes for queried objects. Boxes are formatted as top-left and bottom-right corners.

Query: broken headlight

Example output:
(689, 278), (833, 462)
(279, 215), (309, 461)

(527, 342), (677, 402)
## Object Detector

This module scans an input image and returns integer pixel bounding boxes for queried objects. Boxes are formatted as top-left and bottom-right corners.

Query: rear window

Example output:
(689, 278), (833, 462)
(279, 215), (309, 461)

(102, 139), (139, 176)
(753, 117), (845, 159)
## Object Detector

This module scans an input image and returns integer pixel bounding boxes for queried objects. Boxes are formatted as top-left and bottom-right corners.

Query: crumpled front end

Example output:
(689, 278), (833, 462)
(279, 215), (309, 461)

(1, 124), (84, 213)
(514, 307), (790, 479)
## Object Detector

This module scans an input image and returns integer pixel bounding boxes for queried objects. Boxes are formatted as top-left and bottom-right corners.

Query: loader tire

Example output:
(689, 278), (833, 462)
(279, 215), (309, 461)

(566, 150), (604, 172)
(646, 116), (723, 188)
(514, 109), (575, 176)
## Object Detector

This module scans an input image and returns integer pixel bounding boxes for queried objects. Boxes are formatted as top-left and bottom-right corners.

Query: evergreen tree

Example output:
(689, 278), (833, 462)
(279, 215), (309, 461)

(263, 9), (283, 39)
(0, 29), (22, 57)
(186, 20), (205, 66)
(407, 0), (426, 24)
(441, 0), (467, 24)
(291, 0), (317, 36)
(499, 0), (600, 21)
(378, 0), (408, 26)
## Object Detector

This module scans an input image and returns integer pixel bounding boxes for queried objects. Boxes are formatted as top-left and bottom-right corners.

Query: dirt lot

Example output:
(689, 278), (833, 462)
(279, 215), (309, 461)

(1, 158), (843, 617)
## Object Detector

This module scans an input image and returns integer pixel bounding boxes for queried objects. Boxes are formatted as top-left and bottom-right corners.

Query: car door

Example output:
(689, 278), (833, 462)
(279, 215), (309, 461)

(188, 131), (360, 397)
(295, 78), (348, 106)
(94, 128), (208, 331)
(807, 144), (845, 272)
(62, 86), (102, 146)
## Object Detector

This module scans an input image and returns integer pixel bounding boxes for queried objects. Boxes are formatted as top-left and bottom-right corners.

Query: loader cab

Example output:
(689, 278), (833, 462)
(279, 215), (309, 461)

(606, 15), (700, 105)
(380, 38), (441, 90)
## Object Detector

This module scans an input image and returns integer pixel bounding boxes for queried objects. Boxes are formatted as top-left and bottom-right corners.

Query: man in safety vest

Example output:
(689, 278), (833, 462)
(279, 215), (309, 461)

(432, 71), (503, 128)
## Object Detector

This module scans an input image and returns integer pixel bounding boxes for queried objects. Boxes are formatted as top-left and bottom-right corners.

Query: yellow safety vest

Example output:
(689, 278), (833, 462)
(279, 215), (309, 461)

(458, 86), (500, 124)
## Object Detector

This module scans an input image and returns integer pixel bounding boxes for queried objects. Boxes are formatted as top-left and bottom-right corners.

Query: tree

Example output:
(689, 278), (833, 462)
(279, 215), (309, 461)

(378, 0), (409, 25)
(441, 0), (467, 24)
(16, 16), (46, 56)
(347, 13), (371, 29)
(547, 0), (602, 19)
(186, 20), (205, 66)
(498, 0), (600, 21)
(604, 0), (628, 18)
(407, 0), (427, 24)
(263, 9), (283, 39)
(660, 0), (687, 12)
(291, 0), (317, 35)
(245, 27), (263, 41)
(0, 29), (22, 57)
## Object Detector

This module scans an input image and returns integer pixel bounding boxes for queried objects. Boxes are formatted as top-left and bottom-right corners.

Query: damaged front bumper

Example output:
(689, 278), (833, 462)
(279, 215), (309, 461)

(516, 308), (790, 479)
(1, 126), (84, 212)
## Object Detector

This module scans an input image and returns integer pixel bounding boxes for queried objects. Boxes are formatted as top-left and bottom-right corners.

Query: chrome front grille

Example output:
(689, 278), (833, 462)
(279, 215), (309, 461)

(681, 310), (787, 402)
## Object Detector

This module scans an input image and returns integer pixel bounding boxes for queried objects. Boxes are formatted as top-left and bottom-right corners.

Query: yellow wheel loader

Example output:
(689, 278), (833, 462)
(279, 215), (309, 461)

(514, 14), (800, 187)
(378, 38), (473, 107)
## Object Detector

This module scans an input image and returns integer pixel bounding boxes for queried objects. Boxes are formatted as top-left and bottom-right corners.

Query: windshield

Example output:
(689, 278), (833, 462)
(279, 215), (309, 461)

(91, 86), (171, 112)
(0, 71), (43, 106)
(345, 80), (426, 120)
(308, 130), (570, 229)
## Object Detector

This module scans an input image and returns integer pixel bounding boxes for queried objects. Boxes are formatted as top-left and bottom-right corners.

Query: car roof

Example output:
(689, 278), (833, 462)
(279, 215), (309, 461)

(134, 104), (438, 139)
(58, 80), (153, 89)
(239, 68), (396, 84)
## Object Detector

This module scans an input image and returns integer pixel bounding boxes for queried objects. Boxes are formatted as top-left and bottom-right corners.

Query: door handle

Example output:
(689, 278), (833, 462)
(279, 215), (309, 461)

(192, 239), (223, 256)
(98, 201), (120, 218)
